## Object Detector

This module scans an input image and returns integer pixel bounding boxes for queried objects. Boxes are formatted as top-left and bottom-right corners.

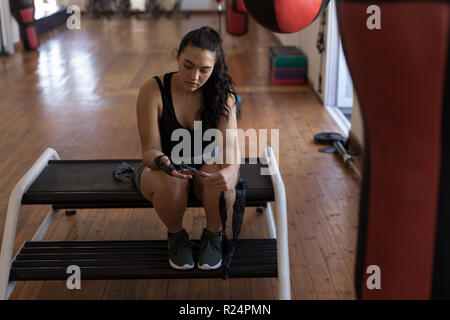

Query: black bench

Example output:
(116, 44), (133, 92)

(0, 147), (290, 299)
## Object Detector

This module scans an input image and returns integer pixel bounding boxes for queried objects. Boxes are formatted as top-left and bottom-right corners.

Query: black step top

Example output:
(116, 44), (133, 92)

(21, 158), (275, 208)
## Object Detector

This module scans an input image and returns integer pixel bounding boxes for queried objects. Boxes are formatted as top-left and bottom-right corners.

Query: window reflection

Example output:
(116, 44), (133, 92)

(34, 0), (59, 20)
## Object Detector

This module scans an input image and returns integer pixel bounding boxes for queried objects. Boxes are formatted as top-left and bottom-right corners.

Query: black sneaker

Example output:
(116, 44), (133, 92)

(198, 229), (222, 270)
(167, 229), (194, 270)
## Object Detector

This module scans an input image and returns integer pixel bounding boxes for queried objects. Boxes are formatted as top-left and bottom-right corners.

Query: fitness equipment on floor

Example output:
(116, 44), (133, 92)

(85, 0), (113, 18)
(269, 46), (307, 85)
(314, 132), (361, 180)
(85, 0), (130, 18)
(0, 146), (290, 300)
(85, 0), (97, 18)
(111, 0), (131, 18)
(98, 0), (116, 17)
(166, 0), (190, 19)
(138, 0), (162, 19)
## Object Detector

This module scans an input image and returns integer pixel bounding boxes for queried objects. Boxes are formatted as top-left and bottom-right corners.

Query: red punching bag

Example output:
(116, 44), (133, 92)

(336, 0), (450, 300)
(9, 0), (39, 50)
(226, 0), (248, 36)
(233, 0), (247, 13)
(243, 0), (329, 33)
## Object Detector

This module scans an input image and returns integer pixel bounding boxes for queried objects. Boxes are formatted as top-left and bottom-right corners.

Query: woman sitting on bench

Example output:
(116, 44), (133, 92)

(135, 26), (240, 271)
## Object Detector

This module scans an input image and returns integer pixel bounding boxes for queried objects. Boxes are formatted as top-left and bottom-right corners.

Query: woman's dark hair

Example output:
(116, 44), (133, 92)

(177, 26), (237, 129)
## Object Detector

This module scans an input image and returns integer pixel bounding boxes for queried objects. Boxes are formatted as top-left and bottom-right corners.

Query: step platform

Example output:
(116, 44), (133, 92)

(9, 239), (277, 281)
(268, 46), (307, 84)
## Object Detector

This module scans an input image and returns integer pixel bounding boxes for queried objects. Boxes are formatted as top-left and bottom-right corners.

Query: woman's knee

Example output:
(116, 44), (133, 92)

(141, 167), (190, 204)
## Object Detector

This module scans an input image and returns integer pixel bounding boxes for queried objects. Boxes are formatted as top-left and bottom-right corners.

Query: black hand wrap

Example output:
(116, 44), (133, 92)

(154, 155), (179, 176)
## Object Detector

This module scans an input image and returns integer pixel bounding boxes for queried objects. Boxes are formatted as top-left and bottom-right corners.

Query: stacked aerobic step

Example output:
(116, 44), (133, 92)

(269, 46), (307, 84)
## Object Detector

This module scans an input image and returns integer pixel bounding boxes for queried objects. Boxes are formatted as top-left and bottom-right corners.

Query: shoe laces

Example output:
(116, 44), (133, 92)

(171, 233), (194, 256)
(201, 231), (222, 253)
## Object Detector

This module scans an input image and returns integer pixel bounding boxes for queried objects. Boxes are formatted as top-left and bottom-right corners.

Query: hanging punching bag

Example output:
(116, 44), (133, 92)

(232, 0), (247, 13)
(9, 0), (39, 50)
(226, 0), (248, 36)
(243, 0), (330, 33)
(246, 0), (450, 300)
(336, 0), (449, 300)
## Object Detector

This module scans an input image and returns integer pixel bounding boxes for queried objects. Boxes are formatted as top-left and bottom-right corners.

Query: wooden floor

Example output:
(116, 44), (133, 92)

(0, 13), (360, 300)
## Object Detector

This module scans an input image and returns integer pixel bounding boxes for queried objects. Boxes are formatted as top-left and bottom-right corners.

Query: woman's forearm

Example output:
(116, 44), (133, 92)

(220, 163), (240, 177)
(142, 148), (164, 170)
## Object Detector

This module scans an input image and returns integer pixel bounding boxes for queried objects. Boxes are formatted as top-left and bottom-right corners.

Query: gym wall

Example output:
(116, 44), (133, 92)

(272, 10), (327, 103)
(272, 3), (365, 152)
(56, 0), (87, 11)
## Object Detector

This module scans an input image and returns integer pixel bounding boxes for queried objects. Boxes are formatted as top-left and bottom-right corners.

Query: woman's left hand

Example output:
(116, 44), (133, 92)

(202, 169), (236, 192)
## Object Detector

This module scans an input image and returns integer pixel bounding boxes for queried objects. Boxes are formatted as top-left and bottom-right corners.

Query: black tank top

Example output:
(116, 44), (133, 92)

(153, 72), (215, 169)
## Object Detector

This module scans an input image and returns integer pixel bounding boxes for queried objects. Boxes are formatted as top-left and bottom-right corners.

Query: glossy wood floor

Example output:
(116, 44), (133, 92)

(0, 13), (360, 300)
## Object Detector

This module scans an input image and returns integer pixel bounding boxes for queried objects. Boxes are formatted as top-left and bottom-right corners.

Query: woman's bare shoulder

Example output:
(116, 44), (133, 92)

(141, 73), (166, 97)
(137, 76), (163, 115)
(228, 92), (237, 106)
(140, 75), (161, 93)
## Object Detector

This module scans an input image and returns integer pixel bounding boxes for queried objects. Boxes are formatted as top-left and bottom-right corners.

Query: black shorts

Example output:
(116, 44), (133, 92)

(133, 163), (147, 194)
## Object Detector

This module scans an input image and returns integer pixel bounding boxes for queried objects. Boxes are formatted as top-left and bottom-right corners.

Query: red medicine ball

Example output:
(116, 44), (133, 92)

(243, 0), (329, 33)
